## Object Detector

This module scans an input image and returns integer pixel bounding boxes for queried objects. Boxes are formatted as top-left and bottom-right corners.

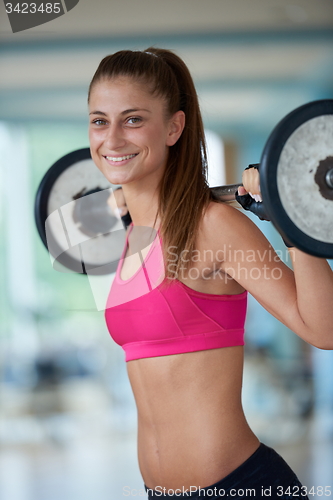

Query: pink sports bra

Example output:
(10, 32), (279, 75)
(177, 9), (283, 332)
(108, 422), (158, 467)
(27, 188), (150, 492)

(105, 223), (247, 361)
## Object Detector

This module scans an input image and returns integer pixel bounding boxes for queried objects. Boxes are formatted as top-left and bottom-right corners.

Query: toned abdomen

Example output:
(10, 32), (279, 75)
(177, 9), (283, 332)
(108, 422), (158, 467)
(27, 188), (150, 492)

(127, 347), (260, 491)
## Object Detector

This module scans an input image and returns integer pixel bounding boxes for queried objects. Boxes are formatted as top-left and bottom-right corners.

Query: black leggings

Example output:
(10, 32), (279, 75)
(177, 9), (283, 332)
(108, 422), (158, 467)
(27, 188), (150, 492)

(145, 442), (309, 499)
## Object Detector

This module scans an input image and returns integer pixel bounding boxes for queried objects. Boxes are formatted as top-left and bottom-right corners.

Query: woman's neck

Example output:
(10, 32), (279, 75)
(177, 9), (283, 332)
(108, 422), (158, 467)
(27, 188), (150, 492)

(122, 183), (160, 229)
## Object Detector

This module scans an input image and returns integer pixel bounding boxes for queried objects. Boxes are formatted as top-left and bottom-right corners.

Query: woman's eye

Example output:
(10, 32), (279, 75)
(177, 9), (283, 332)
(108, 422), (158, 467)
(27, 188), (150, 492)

(92, 119), (107, 125)
(127, 117), (142, 125)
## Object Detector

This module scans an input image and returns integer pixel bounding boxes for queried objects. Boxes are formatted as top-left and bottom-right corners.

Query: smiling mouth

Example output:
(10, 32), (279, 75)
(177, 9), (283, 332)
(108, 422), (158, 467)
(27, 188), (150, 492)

(104, 153), (138, 162)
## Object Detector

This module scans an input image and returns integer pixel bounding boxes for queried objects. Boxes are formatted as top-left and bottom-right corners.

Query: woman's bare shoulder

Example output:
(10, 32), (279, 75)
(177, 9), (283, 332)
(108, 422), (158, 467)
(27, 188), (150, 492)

(199, 199), (276, 263)
(203, 200), (241, 221)
(201, 200), (257, 238)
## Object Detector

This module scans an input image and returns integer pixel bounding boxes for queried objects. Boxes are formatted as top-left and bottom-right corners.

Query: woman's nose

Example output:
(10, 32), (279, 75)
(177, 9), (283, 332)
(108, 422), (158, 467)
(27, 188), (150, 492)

(105, 123), (126, 150)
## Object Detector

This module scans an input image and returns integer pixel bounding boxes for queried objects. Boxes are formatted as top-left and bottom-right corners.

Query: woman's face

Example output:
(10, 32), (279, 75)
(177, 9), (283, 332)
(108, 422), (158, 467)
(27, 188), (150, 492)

(88, 77), (184, 187)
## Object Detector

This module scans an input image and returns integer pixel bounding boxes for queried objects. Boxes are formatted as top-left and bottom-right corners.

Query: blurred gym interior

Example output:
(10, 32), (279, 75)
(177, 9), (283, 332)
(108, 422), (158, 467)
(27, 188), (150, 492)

(0, 1), (332, 498)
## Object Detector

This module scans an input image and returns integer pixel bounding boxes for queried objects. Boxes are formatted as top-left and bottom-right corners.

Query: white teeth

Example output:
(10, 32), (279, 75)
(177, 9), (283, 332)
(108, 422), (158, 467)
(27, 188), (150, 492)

(105, 154), (137, 162)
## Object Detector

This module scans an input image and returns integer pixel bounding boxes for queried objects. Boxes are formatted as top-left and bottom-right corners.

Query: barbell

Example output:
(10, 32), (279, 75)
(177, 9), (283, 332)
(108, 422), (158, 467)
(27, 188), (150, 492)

(34, 99), (333, 275)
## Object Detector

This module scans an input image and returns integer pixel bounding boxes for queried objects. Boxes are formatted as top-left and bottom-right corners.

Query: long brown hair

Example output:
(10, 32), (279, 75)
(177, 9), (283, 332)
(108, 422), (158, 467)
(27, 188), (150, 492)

(88, 47), (221, 288)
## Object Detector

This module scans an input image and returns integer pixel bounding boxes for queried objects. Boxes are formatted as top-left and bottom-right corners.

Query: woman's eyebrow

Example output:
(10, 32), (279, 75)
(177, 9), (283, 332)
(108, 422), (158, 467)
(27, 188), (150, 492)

(121, 108), (151, 115)
(89, 108), (151, 116)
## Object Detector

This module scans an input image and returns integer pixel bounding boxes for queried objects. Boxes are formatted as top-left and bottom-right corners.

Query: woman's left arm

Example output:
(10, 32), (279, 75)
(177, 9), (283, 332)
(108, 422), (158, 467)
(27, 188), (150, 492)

(238, 166), (333, 349)
(208, 167), (333, 350)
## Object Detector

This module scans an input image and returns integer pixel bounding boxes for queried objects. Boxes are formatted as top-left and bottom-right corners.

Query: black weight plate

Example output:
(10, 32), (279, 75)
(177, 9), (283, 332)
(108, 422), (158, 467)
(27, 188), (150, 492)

(34, 148), (126, 275)
(260, 99), (333, 258)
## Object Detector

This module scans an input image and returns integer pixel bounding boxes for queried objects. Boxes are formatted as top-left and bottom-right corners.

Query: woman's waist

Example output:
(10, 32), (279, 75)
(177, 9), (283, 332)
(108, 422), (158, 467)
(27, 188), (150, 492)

(127, 346), (245, 408)
(137, 398), (248, 439)
(128, 349), (256, 490)
(135, 383), (244, 427)
(138, 411), (259, 491)
(134, 363), (248, 468)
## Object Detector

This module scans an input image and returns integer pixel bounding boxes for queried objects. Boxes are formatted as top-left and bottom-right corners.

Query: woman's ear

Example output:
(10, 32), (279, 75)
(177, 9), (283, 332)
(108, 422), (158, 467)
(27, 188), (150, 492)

(166, 110), (185, 146)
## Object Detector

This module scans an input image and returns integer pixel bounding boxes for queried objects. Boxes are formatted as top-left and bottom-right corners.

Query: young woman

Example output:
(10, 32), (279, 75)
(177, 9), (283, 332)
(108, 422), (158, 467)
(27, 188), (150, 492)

(88, 47), (333, 499)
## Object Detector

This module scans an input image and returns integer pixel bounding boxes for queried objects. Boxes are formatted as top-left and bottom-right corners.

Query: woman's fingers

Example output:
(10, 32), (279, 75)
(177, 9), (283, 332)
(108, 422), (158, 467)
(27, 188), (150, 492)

(241, 168), (262, 202)
(250, 192), (262, 203)
(237, 186), (247, 196)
